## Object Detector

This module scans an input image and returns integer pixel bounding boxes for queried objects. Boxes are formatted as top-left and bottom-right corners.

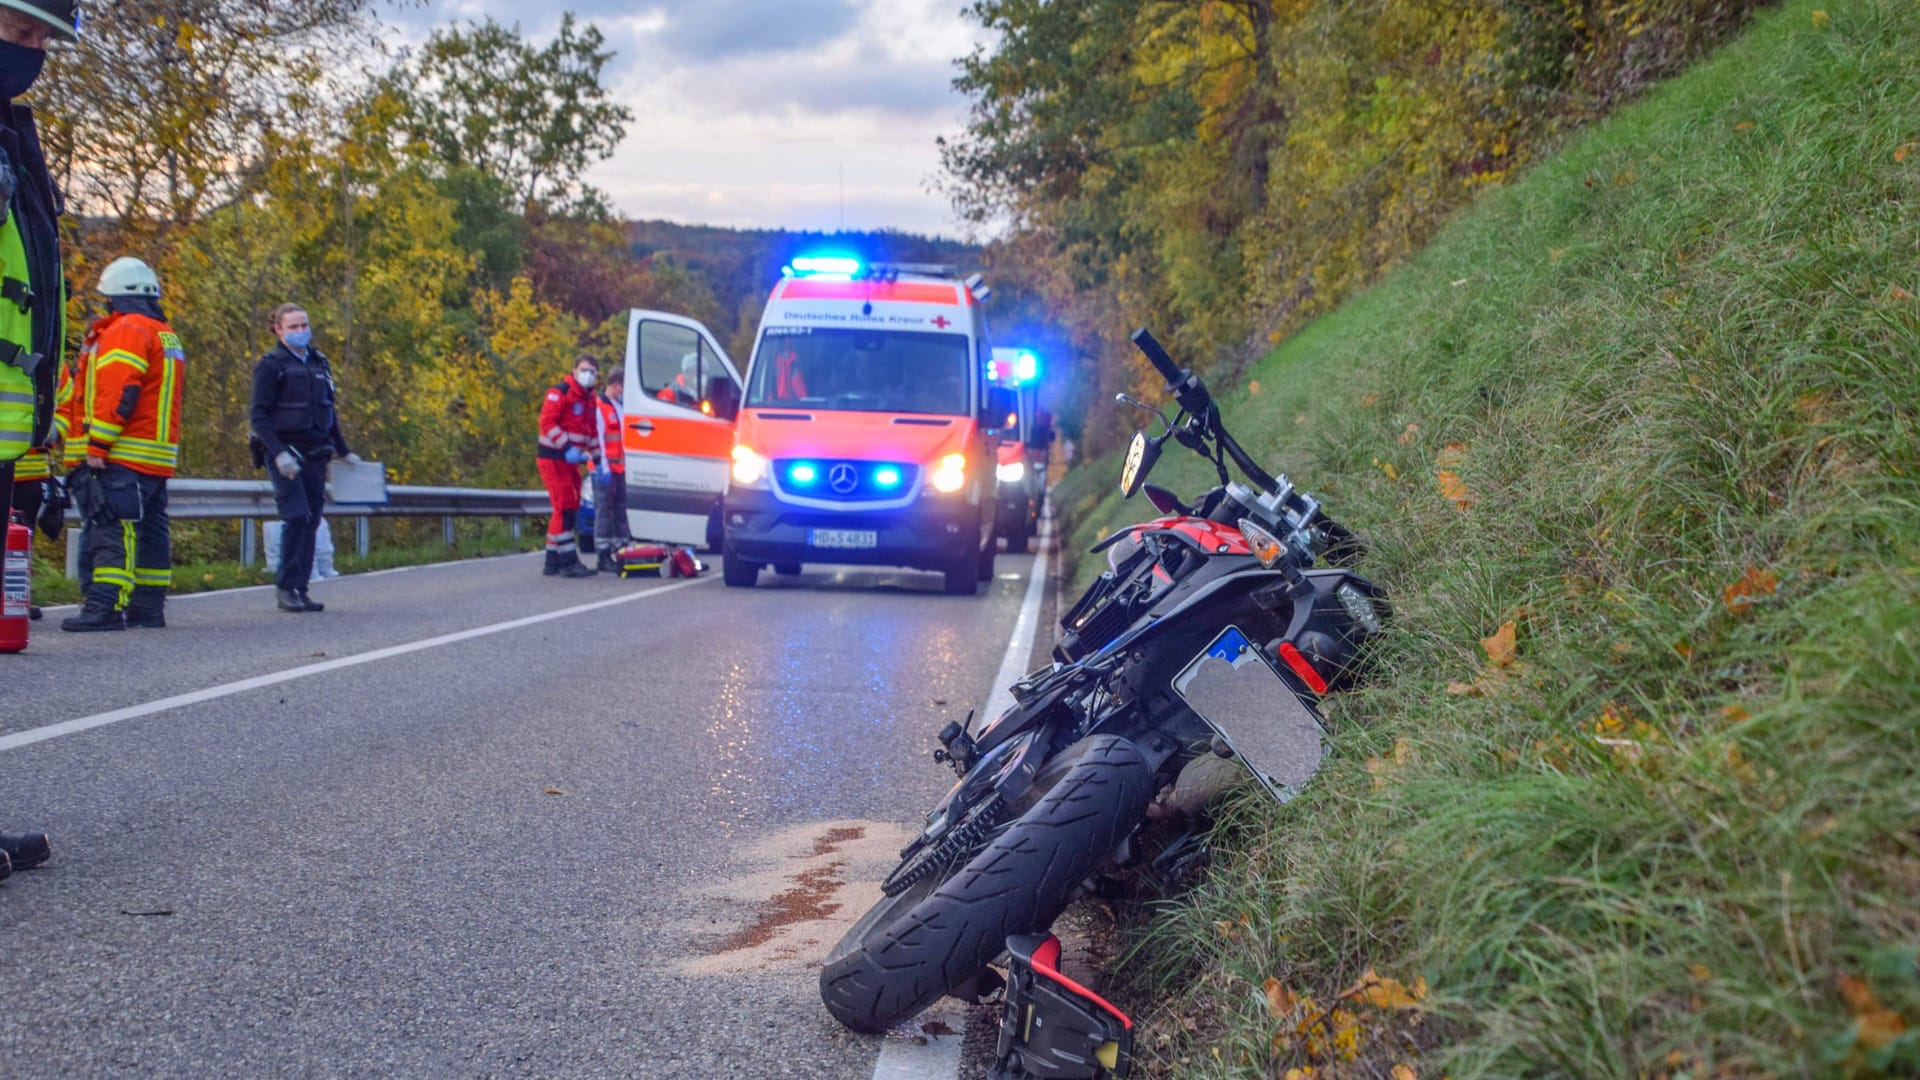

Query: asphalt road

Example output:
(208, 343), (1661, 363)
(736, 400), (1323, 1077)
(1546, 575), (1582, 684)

(0, 544), (1056, 1078)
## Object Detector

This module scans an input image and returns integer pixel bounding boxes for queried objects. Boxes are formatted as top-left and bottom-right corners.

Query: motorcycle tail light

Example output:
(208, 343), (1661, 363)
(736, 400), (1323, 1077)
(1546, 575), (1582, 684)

(1238, 518), (1285, 568)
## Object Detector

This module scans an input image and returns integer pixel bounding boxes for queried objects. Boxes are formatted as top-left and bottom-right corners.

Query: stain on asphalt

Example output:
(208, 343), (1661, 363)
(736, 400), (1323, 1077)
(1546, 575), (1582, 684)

(675, 819), (916, 978)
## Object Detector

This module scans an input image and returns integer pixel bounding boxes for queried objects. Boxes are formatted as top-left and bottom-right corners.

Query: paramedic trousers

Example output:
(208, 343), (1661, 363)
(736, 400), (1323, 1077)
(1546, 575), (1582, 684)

(592, 468), (628, 553)
(268, 451), (329, 594)
(80, 464), (171, 611)
(537, 457), (584, 569)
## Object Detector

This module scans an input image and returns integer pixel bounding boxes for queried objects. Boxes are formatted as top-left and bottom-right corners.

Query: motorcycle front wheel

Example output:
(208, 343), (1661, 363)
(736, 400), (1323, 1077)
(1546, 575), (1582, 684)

(819, 734), (1153, 1033)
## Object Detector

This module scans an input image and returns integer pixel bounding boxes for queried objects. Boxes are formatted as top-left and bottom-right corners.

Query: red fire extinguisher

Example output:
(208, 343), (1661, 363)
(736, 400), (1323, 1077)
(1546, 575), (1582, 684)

(2, 515), (30, 654)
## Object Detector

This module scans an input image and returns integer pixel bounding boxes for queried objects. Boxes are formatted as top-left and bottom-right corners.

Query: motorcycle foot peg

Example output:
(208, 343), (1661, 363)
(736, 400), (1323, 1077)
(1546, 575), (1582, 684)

(990, 933), (1134, 1080)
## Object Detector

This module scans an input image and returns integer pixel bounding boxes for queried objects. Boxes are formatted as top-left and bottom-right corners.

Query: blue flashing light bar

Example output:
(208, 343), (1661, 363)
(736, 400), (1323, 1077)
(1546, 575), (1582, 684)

(874, 466), (903, 489)
(788, 462), (820, 485)
(788, 255), (863, 279)
(1016, 351), (1040, 382)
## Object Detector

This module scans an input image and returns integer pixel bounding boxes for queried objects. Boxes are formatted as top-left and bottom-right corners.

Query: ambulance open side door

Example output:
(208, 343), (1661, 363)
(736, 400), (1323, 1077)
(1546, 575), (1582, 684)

(621, 309), (744, 548)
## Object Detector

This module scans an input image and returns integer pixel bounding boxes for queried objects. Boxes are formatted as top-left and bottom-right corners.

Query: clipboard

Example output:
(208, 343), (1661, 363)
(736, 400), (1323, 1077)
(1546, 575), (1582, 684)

(327, 458), (390, 505)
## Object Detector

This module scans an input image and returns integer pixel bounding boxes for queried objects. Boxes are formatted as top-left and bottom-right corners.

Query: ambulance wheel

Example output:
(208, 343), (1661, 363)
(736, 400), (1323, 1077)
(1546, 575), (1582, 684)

(1004, 521), (1030, 555)
(722, 540), (759, 588)
(774, 563), (802, 577)
(944, 550), (980, 596)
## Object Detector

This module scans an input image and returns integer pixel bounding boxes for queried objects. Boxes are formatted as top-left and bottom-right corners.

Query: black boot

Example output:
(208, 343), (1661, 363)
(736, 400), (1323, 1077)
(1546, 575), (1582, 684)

(125, 587), (166, 629)
(542, 549), (562, 576)
(61, 601), (124, 633)
(298, 591), (325, 612)
(277, 588), (306, 612)
(0, 832), (51, 871)
(596, 549), (618, 574)
(559, 555), (596, 579)
(27, 605), (41, 621)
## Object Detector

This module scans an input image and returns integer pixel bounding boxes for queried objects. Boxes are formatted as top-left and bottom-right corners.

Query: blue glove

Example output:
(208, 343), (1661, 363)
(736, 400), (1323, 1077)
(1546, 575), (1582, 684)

(564, 447), (588, 465)
(594, 464), (613, 483)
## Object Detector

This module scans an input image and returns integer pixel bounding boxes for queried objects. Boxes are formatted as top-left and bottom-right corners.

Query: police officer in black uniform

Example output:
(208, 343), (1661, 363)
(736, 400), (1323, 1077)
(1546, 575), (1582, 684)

(249, 303), (360, 614)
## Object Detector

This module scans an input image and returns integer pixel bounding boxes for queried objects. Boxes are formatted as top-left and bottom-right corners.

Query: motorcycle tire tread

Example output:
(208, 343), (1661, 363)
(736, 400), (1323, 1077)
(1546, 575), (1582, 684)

(819, 734), (1152, 1034)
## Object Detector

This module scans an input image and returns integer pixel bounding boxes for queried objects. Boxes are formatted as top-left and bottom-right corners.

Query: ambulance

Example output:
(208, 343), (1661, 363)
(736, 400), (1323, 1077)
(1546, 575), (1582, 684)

(987, 347), (1050, 553)
(720, 256), (1014, 594)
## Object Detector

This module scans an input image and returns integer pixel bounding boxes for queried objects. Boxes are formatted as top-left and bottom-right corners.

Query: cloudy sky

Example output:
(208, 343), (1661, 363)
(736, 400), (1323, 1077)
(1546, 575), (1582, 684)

(391, 1), (991, 238)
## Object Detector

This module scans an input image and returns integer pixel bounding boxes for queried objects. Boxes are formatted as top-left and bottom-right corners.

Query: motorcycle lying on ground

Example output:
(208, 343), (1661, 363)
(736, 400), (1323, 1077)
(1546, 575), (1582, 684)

(820, 329), (1389, 1077)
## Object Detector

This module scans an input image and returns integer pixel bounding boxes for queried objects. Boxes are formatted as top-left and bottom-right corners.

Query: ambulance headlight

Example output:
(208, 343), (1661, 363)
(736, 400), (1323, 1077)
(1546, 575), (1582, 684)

(930, 454), (967, 494)
(996, 461), (1027, 484)
(731, 445), (768, 487)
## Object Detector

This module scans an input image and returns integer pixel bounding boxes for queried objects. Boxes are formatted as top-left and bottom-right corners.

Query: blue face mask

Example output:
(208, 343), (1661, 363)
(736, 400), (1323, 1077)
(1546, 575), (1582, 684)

(283, 329), (313, 351)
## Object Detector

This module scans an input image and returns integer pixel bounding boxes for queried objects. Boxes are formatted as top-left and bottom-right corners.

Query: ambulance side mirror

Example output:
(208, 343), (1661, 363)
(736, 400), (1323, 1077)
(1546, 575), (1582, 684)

(983, 387), (1018, 433)
(705, 377), (741, 422)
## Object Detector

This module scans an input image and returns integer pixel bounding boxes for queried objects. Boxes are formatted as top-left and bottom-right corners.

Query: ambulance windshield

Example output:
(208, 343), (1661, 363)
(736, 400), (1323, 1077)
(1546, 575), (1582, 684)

(748, 328), (972, 417)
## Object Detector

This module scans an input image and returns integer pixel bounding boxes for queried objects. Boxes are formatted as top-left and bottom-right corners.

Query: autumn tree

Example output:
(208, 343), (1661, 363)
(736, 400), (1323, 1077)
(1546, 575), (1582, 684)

(389, 14), (633, 212)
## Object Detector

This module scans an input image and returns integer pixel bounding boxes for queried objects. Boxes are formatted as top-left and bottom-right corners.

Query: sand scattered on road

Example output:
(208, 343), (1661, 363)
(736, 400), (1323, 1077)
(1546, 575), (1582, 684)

(675, 818), (917, 977)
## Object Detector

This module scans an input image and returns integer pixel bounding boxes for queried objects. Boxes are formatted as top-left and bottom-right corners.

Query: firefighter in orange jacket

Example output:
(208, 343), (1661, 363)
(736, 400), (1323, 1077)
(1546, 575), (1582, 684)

(536, 354), (600, 578)
(60, 257), (183, 632)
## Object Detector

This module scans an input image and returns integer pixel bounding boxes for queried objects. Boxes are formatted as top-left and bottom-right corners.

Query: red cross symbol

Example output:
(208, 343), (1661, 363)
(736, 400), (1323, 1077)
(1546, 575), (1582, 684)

(931, 315), (952, 329)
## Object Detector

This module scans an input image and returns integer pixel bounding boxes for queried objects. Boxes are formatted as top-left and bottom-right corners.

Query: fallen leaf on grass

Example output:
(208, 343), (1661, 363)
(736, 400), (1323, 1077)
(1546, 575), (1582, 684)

(1810, 9), (1829, 27)
(1436, 470), (1474, 510)
(1396, 422), (1421, 445)
(1837, 973), (1907, 1049)
(1366, 739), (1413, 791)
(1445, 681), (1480, 697)
(542, 787), (569, 796)
(1265, 977), (1299, 1018)
(1344, 967), (1428, 1009)
(1392, 1066), (1418, 1080)
(1733, 121), (1755, 132)
(1480, 621), (1519, 667)
(1896, 146), (1913, 164)
(1374, 458), (1400, 482)
(1689, 964), (1714, 983)
(1249, 380), (1262, 396)
(1721, 566), (1779, 615)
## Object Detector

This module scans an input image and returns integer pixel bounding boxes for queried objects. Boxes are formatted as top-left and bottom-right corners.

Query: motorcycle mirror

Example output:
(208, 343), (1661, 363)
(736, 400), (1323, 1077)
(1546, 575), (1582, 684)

(1119, 430), (1161, 499)
(1114, 392), (1171, 436)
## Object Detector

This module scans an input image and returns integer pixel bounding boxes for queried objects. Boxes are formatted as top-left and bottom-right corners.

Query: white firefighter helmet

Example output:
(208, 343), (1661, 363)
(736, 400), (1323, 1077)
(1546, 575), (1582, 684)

(97, 256), (161, 298)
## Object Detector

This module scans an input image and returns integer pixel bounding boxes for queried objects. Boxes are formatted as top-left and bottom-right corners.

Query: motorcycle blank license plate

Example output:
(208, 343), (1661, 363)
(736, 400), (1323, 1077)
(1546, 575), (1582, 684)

(1173, 627), (1327, 803)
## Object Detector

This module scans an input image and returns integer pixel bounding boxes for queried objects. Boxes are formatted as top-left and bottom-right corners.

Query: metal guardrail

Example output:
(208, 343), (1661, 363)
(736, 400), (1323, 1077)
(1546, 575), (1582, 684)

(61, 477), (548, 578)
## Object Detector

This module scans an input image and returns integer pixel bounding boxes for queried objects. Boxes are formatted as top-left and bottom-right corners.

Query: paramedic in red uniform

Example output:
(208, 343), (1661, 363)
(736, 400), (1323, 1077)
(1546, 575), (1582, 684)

(536, 354), (600, 578)
(591, 365), (629, 572)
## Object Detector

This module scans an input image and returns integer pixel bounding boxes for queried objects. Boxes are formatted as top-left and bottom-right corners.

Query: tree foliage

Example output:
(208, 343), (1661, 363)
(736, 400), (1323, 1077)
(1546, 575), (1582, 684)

(948, 0), (1772, 455)
(390, 14), (634, 212)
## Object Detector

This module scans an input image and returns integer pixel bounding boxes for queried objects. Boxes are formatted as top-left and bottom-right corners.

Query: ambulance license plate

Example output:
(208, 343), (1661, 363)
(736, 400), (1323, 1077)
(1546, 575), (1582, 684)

(809, 529), (879, 549)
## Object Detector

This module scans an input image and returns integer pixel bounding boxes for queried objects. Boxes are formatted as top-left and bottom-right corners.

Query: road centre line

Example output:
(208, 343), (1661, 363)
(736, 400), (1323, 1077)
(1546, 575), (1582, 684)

(0, 575), (712, 754)
(871, 516), (1054, 1080)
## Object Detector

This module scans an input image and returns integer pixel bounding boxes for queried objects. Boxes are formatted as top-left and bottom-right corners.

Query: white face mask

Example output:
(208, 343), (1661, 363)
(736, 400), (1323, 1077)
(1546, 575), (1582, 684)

(575, 369), (596, 389)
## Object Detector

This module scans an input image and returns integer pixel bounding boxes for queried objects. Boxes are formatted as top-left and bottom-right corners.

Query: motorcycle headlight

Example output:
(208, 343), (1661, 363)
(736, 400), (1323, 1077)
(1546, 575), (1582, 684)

(996, 460), (1027, 484)
(730, 445), (768, 487)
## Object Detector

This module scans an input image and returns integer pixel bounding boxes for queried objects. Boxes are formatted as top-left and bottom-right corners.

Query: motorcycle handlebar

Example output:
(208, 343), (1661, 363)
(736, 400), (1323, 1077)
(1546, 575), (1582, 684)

(1129, 327), (1185, 386)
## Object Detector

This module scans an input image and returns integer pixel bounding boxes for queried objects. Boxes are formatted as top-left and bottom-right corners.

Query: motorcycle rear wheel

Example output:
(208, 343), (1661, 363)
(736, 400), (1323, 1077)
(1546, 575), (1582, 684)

(819, 734), (1153, 1033)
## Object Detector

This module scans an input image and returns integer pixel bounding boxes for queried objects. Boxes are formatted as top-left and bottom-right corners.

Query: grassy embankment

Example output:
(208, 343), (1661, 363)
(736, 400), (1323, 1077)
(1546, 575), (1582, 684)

(26, 518), (544, 607)
(1057, 2), (1919, 1074)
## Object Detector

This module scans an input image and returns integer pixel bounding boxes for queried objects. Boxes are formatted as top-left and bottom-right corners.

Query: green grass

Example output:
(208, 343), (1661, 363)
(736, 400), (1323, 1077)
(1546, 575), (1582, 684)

(1060, 2), (1920, 1075)
(26, 517), (544, 607)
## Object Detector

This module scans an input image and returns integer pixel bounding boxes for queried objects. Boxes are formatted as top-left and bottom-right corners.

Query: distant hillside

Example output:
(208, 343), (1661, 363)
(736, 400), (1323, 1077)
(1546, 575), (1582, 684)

(625, 220), (982, 353)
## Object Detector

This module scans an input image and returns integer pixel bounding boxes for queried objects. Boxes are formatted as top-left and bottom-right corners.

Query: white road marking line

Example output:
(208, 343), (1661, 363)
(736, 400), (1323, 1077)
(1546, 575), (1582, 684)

(36, 551), (545, 615)
(870, 514), (1054, 1080)
(0, 576), (712, 753)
